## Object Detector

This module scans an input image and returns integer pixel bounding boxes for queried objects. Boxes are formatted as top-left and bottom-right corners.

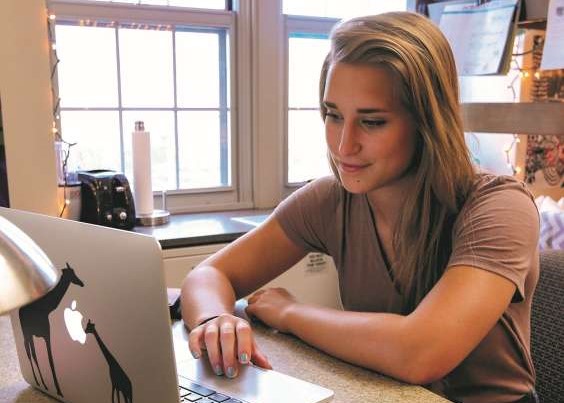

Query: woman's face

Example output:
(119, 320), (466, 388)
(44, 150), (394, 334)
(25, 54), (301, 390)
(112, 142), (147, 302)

(323, 62), (418, 196)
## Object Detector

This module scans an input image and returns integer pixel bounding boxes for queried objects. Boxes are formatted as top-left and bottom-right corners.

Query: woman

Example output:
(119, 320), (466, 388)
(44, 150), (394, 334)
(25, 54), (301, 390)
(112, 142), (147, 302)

(181, 12), (539, 403)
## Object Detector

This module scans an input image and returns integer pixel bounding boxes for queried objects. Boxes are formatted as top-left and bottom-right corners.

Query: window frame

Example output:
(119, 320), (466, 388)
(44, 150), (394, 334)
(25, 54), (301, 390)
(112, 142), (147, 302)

(281, 3), (417, 197)
(283, 16), (338, 191)
(48, 0), (253, 213)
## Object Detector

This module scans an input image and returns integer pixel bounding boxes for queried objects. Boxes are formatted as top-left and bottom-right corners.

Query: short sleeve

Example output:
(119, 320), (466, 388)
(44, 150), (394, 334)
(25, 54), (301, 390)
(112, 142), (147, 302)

(447, 176), (540, 302)
(272, 176), (340, 255)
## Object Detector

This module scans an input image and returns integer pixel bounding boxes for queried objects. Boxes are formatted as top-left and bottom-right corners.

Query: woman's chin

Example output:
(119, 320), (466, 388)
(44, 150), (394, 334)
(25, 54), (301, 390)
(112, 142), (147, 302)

(339, 175), (372, 194)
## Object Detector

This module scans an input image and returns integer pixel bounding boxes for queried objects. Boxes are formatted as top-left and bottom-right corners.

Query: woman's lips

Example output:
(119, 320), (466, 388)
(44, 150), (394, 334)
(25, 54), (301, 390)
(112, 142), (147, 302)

(339, 162), (369, 173)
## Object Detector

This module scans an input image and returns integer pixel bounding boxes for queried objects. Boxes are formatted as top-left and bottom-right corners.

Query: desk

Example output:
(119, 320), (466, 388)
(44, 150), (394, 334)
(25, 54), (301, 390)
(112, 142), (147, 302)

(0, 316), (449, 403)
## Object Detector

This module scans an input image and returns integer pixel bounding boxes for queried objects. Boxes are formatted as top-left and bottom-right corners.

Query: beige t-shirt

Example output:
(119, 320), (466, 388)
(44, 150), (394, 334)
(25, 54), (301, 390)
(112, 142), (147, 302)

(273, 174), (539, 403)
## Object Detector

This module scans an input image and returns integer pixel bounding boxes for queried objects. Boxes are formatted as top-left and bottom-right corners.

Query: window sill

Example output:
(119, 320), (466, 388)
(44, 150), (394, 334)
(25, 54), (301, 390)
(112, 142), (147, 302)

(132, 208), (272, 249)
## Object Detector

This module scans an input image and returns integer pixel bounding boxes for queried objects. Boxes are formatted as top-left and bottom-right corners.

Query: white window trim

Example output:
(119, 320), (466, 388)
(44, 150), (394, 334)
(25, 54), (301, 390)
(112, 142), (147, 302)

(48, 0), (254, 213)
(247, 0), (284, 208)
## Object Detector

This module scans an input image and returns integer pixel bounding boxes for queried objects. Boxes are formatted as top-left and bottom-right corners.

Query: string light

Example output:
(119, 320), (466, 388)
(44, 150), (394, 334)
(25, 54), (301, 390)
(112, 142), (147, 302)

(47, 8), (78, 218)
(501, 33), (547, 177)
(503, 135), (520, 176)
(46, 10), (174, 217)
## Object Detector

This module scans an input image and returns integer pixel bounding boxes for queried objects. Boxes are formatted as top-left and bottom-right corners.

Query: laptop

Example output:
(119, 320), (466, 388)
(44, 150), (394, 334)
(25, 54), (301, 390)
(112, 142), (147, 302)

(1, 207), (333, 403)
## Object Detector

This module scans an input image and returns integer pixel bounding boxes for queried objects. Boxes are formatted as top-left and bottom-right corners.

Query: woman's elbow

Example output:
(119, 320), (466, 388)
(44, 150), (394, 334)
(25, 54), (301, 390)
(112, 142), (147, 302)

(399, 353), (454, 385)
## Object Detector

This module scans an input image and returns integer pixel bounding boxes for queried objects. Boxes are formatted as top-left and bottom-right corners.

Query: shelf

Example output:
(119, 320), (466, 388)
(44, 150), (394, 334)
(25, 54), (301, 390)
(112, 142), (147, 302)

(517, 19), (547, 30)
(461, 102), (564, 136)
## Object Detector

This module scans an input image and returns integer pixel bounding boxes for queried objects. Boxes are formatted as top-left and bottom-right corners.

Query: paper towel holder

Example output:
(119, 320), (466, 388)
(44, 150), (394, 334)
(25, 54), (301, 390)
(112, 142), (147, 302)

(132, 120), (170, 226)
(136, 190), (170, 226)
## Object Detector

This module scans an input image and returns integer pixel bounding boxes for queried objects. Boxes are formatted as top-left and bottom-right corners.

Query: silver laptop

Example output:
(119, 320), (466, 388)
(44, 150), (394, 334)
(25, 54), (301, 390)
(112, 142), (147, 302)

(1, 207), (333, 403)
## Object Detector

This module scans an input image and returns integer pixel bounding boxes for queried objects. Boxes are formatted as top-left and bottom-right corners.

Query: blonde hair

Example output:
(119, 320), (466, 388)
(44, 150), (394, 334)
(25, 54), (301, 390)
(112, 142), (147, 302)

(319, 12), (475, 312)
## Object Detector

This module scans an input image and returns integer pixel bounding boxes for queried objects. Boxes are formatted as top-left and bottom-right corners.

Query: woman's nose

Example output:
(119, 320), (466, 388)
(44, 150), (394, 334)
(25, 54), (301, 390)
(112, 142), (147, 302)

(339, 122), (361, 156)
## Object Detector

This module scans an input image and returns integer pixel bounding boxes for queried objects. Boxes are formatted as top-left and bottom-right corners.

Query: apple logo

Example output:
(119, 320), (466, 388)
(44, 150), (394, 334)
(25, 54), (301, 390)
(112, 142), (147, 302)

(63, 300), (87, 344)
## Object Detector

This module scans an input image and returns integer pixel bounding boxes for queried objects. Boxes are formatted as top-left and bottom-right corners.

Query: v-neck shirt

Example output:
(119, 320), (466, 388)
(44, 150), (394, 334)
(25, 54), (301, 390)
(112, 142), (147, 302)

(273, 174), (539, 403)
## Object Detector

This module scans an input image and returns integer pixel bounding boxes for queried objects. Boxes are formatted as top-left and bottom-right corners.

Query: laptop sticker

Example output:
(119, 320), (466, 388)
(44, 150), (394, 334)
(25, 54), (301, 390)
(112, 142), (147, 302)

(63, 299), (87, 344)
(18, 262), (85, 397)
(85, 320), (133, 403)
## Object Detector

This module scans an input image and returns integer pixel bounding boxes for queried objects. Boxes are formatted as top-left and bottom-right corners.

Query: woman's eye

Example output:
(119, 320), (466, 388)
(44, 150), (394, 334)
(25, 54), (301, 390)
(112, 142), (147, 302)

(325, 112), (342, 122)
(361, 119), (386, 128)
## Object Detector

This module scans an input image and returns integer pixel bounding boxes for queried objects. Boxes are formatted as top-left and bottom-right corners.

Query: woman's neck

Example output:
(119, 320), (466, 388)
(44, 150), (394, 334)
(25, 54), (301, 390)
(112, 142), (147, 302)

(366, 173), (417, 231)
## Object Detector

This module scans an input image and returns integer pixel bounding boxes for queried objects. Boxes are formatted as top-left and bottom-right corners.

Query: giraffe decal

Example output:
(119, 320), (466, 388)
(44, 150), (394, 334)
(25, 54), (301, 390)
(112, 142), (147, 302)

(85, 320), (133, 403)
(18, 262), (84, 397)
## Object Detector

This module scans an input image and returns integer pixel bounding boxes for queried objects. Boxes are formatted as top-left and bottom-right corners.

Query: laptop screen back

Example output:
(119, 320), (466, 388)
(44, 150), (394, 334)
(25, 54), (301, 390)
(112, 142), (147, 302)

(1, 207), (179, 403)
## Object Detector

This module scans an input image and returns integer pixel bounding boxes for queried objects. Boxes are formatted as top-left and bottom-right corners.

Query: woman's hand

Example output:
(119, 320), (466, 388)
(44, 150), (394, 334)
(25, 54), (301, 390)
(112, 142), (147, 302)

(246, 288), (300, 333)
(188, 314), (272, 378)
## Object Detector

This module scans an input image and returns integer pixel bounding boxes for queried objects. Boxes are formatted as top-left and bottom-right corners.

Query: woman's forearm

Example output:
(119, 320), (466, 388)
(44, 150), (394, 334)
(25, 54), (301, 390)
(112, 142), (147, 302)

(181, 265), (237, 330)
(284, 304), (424, 383)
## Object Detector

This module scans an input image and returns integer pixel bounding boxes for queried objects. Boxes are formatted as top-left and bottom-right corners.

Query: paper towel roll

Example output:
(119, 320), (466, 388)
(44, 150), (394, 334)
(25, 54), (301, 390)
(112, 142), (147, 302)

(132, 121), (154, 215)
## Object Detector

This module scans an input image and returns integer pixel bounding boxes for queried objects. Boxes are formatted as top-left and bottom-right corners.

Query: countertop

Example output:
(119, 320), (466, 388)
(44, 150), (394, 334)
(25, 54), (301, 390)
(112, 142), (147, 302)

(0, 315), (449, 403)
(133, 209), (272, 249)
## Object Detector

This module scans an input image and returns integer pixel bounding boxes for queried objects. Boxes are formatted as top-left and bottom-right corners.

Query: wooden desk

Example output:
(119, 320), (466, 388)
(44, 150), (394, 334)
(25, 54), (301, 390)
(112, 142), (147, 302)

(0, 316), (449, 403)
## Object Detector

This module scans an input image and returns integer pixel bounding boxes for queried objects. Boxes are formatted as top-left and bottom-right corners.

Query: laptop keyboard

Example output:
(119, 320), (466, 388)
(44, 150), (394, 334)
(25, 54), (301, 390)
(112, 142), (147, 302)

(178, 377), (243, 403)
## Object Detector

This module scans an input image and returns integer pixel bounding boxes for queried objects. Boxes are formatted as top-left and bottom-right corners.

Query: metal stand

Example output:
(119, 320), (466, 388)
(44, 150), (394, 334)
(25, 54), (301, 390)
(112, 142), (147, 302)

(136, 209), (170, 226)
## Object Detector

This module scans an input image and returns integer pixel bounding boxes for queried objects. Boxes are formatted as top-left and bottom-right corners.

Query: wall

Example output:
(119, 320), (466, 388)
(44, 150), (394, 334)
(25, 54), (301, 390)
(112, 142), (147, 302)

(0, 1), (58, 215)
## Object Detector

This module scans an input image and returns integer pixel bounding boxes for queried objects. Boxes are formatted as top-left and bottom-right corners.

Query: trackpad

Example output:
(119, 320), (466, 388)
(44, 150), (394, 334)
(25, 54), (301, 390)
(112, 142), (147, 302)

(176, 358), (333, 403)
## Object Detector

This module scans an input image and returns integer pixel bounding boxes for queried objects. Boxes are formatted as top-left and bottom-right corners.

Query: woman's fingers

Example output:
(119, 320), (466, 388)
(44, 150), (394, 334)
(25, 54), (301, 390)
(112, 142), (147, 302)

(188, 325), (205, 358)
(203, 323), (224, 376)
(188, 314), (262, 378)
(250, 337), (272, 370)
(219, 320), (238, 378)
(235, 321), (253, 365)
(247, 289), (266, 304)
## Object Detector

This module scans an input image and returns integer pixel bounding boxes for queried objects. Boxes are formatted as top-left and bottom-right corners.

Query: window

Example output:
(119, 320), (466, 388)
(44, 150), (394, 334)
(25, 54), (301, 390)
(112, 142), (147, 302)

(287, 33), (331, 184)
(49, 0), (245, 212)
(283, 1), (409, 185)
(49, 0), (415, 211)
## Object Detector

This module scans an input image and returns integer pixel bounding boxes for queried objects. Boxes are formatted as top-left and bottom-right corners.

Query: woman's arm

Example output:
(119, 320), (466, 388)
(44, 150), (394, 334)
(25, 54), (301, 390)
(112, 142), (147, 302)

(246, 265), (516, 384)
(181, 215), (308, 375)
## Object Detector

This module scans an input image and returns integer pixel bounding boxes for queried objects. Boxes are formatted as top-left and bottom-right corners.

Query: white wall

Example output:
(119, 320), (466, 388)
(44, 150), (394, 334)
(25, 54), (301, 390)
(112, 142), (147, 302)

(0, 1), (58, 215)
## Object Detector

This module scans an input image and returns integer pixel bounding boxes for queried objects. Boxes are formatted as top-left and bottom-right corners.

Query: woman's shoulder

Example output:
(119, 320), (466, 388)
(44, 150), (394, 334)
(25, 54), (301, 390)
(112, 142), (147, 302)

(457, 173), (539, 225)
(305, 175), (341, 191)
(467, 173), (536, 206)
(291, 175), (343, 204)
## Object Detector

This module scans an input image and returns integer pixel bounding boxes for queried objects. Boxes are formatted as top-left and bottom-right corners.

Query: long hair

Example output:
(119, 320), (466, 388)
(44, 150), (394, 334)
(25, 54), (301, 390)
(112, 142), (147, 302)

(319, 12), (476, 312)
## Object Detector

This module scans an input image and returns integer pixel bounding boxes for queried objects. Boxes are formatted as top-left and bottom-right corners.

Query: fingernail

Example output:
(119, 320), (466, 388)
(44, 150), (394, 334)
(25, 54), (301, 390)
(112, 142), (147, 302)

(239, 353), (248, 363)
(226, 366), (237, 378)
(191, 350), (200, 359)
(214, 365), (223, 376)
